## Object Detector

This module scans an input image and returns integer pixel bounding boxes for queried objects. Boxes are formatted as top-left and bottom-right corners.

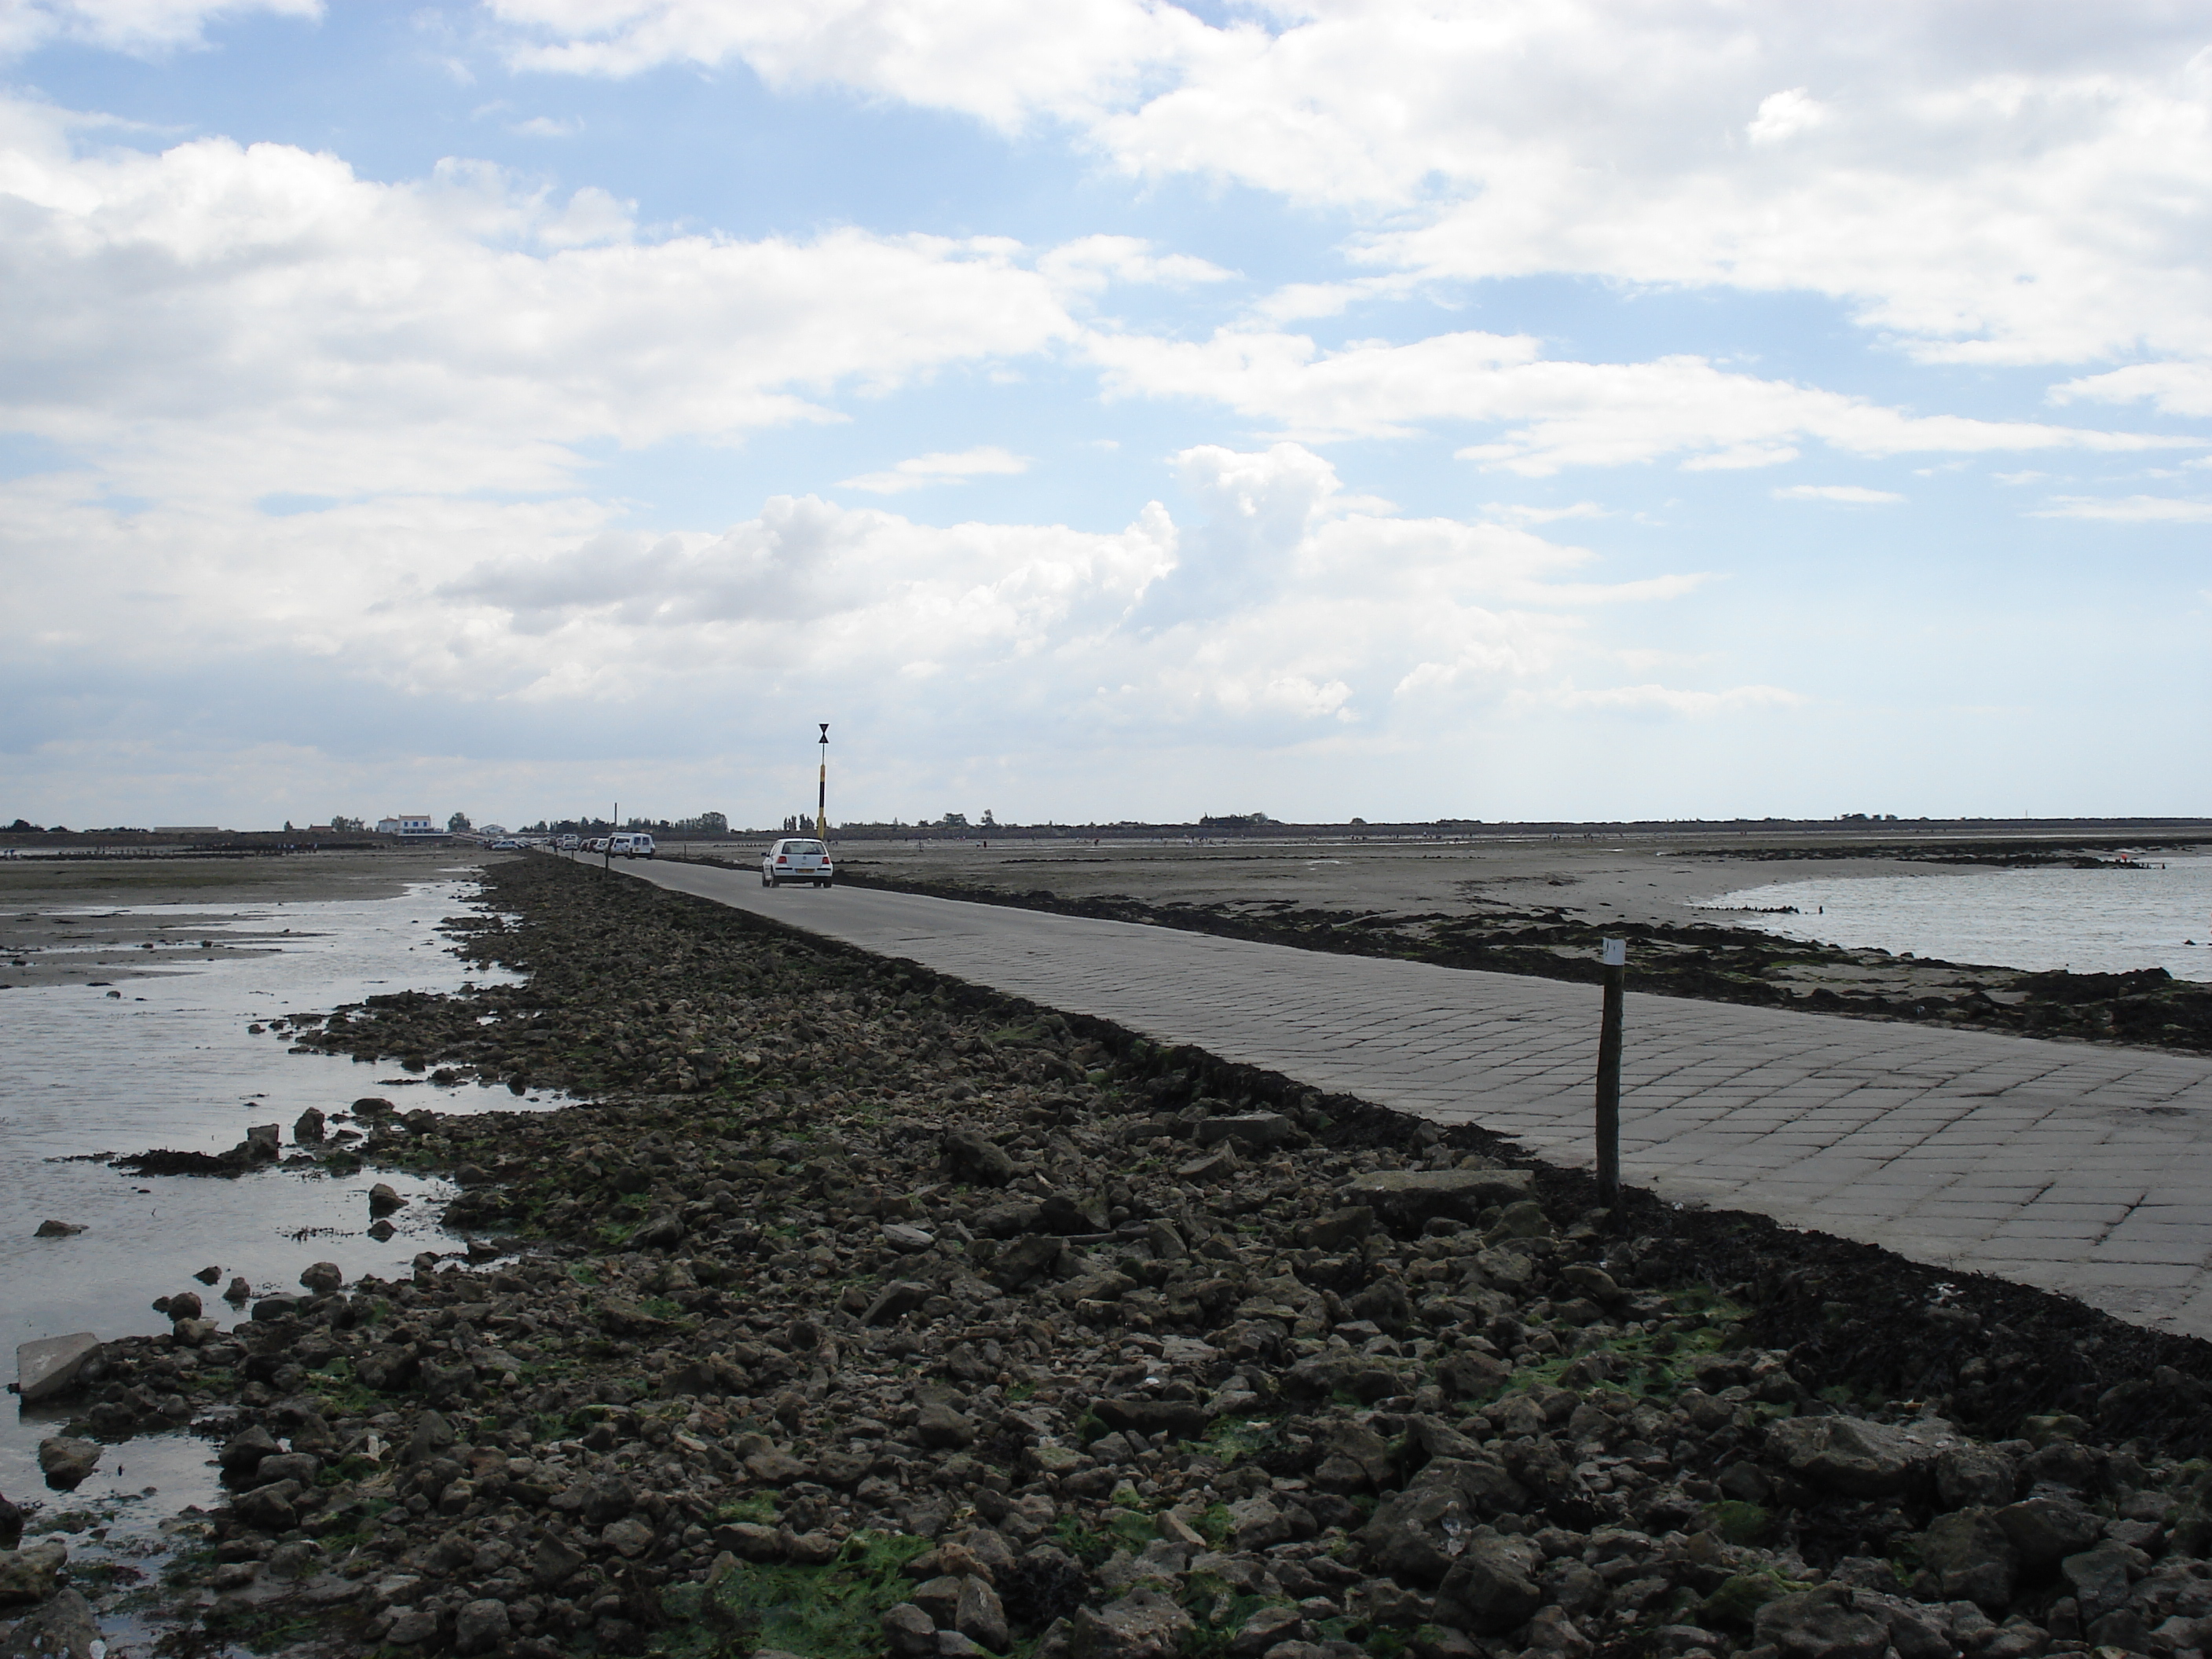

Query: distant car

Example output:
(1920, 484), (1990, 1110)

(587, 837), (608, 853)
(489, 837), (522, 851)
(608, 833), (656, 859)
(555, 834), (580, 851)
(762, 837), (833, 887)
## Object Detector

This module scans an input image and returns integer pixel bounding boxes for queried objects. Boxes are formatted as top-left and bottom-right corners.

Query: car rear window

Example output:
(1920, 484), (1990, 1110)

(787, 840), (825, 855)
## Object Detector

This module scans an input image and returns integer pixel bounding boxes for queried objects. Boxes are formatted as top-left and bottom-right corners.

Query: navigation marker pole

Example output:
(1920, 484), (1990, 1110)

(815, 723), (830, 840)
(1595, 937), (1626, 1208)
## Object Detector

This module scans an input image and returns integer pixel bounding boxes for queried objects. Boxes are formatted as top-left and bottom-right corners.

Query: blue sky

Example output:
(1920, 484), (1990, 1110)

(2, 0), (2207, 832)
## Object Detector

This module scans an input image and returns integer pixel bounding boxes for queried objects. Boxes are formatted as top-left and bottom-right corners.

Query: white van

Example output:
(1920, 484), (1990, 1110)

(608, 833), (657, 859)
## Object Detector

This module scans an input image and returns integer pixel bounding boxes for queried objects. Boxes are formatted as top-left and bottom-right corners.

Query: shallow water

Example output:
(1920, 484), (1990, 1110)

(0, 874), (558, 1562)
(1697, 855), (2212, 980)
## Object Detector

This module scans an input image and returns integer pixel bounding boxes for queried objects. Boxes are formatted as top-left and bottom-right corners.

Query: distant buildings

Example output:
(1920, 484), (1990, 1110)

(375, 814), (439, 837)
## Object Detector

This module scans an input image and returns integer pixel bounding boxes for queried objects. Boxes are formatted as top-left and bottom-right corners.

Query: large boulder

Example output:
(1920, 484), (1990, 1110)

(452, 1599), (511, 1656)
(35, 1440), (98, 1492)
(1995, 1496), (2102, 1568)
(1359, 1459), (1529, 1585)
(0, 1588), (101, 1659)
(1070, 1585), (1193, 1659)
(15, 1335), (101, 1405)
(1935, 1445), (2016, 1511)
(943, 1129), (1017, 1187)
(882, 1604), (936, 1657)
(1434, 1536), (1546, 1635)
(2060, 1544), (2139, 1626)
(1754, 1588), (1892, 1659)
(1912, 1511), (2017, 1612)
(956, 1576), (1009, 1652)
(0, 1543), (68, 1606)
(1342, 1168), (1533, 1228)
(1765, 1415), (1960, 1499)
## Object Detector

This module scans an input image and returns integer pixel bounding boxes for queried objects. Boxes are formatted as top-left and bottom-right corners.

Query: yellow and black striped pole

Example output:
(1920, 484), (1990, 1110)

(815, 723), (830, 840)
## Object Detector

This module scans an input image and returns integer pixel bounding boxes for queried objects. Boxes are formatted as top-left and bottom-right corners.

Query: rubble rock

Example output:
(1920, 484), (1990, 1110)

(0, 1543), (68, 1606)
(14, 1335), (101, 1405)
(1753, 1588), (1892, 1659)
(0, 1588), (101, 1659)
(1070, 1584), (1193, 1659)
(1342, 1166), (1534, 1225)
(1914, 1510), (2018, 1612)
(1434, 1536), (1546, 1635)
(1766, 1414), (1951, 1499)
(35, 1439), (98, 1491)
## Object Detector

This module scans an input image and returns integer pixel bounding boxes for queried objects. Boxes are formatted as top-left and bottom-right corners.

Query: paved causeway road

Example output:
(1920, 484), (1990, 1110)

(619, 859), (2212, 1340)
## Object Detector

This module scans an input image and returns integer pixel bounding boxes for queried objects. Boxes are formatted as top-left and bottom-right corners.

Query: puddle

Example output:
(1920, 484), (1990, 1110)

(2, 876), (563, 1646)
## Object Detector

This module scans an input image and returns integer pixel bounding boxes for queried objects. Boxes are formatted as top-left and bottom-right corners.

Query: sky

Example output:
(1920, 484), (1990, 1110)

(2, 0), (2209, 833)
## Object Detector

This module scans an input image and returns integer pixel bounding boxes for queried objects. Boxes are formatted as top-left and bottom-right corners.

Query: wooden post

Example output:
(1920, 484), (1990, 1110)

(1595, 937), (1625, 1207)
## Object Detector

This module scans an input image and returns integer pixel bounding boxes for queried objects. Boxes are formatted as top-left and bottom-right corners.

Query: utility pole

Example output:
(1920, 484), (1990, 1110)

(1595, 937), (1625, 1207)
(815, 723), (830, 840)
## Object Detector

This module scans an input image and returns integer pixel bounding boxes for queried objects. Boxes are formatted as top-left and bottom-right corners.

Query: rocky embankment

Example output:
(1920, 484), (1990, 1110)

(13, 856), (2212, 1659)
(818, 866), (2212, 1056)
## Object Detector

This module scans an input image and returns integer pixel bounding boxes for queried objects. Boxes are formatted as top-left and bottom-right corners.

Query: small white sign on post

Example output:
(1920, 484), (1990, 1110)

(1601, 938), (1627, 967)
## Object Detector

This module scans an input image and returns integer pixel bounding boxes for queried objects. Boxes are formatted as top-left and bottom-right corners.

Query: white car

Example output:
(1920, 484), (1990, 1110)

(489, 838), (523, 851)
(608, 833), (656, 858)
(762, 838), (834, 887)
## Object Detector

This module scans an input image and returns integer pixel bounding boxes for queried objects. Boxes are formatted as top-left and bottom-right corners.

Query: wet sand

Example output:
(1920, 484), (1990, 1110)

(0, 849), (496, 989)
(835, 833), (1956, 932)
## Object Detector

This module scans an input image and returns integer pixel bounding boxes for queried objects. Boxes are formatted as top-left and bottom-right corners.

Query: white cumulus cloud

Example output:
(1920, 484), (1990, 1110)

(1089, 327), (2186, 472)
(2031, 494), (2212, 522)
(838, 447), (1033, 494)
(0, 0), (317, 57)
(1774, 484), (1906, 504)
(0, 95), (1080, 503)
(491, 0), (2212, 375)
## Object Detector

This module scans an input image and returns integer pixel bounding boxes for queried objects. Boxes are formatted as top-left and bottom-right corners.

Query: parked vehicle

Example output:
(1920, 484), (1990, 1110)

(761, 838), (833, 887)
(489, 838), (523, 851)
(555, 834), (580, 851)
(608, 833), (657, 859)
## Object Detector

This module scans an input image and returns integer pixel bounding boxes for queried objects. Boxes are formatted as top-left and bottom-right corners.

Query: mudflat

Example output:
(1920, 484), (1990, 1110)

(838, 831), (1936, 931)
(0, 848), (493, 988)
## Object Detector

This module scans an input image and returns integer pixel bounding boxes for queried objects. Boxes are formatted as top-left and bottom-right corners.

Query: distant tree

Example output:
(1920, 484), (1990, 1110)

(448, 811), (472, 832)
(941, 811), (969, 827)
(331, 815), (363, 832)
(980, 808), (997, 827)
(8, 819), (39, 832)
(284, 820), (295, 831)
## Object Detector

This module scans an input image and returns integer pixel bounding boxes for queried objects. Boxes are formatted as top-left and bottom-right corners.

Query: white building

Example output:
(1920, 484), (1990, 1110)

(375, 814), (439, 837)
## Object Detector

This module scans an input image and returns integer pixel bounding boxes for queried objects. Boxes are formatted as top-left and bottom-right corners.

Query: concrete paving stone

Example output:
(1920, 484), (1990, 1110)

(2042, 1263), (2204, 1291)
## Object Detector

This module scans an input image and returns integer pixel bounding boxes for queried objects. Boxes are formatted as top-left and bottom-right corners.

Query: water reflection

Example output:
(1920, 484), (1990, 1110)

(1702, 856), (2212, 981)
(1, 877), (558, 1534)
